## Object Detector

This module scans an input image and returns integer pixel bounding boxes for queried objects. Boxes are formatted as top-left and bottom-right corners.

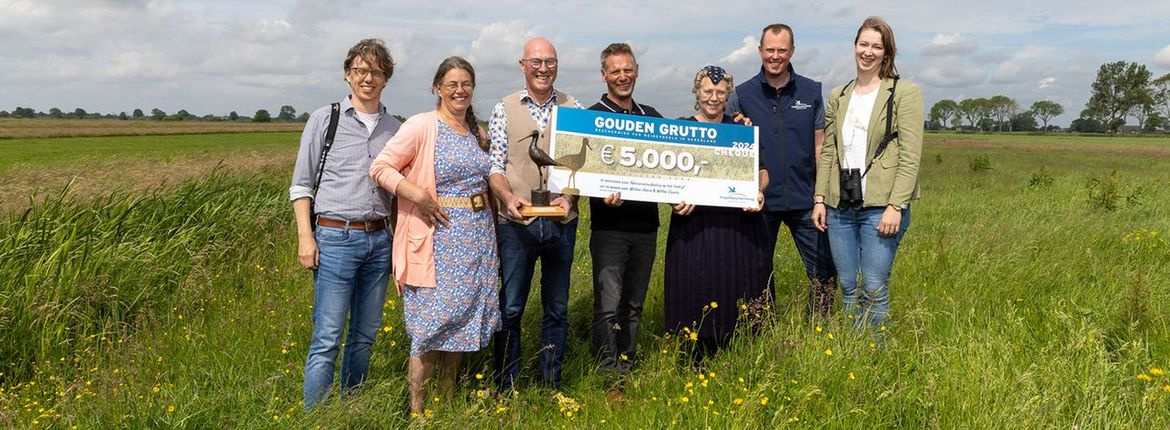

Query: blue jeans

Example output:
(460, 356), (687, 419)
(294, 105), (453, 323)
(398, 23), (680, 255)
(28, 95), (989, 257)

(764, 208), (837, 317)
(303, 225), (391, 408)
(825, 206), (910, 331)
(493, 218), (576, 391)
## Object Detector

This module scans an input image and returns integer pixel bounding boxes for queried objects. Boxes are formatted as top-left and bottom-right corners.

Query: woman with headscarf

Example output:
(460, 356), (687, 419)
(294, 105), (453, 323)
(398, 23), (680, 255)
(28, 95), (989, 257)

(663, 66), (771, 365)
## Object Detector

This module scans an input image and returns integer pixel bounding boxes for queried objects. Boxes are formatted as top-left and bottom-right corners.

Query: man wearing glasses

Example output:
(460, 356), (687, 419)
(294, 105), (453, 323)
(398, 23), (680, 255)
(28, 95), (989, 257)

(289, 39), (401, 408)
(487, 37), (582, 393)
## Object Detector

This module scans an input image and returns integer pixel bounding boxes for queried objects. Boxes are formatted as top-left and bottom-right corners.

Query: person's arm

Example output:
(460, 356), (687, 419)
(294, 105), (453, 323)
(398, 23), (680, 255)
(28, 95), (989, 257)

(814, 128), (825, 171)
(292, 197), (318, 268)
(813, 90), (839, 232)
(878, 81), (924, 238)
(746, 169), (768, 213)
(290, 109), (326, 269)
(486, 103), (529, 219)
(813, 95), (827, 172)
(370, 115), (450, 227)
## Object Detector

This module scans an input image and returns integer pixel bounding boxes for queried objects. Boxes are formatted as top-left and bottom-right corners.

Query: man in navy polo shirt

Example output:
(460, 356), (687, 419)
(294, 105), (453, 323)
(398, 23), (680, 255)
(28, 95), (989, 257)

(730, 23), (836, 319)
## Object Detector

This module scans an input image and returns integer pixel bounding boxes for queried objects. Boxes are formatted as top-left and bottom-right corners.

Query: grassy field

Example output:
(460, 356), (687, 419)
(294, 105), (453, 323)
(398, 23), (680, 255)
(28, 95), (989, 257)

(0, 131), (300, 214)
(0, 119), (303, 139)
(1, 131), (1168, 428)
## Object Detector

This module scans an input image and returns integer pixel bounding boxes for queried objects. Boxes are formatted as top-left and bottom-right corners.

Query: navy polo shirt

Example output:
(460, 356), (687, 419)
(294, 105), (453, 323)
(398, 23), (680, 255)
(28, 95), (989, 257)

(731, 65), (824, 212)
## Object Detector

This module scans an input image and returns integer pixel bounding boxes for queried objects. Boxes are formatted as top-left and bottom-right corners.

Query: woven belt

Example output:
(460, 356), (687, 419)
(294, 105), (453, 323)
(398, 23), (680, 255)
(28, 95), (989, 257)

(437, 192), (489, 211)
(316, 217), (388, 231)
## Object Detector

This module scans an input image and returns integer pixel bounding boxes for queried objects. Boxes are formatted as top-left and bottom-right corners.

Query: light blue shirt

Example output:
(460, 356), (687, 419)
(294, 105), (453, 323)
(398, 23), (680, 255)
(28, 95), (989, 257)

(289, 96), (401, 221)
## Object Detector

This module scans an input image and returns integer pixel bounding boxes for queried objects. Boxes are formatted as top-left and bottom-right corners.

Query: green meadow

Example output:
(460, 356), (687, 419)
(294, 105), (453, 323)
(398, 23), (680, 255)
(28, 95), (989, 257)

(1, 131), (1168, 428)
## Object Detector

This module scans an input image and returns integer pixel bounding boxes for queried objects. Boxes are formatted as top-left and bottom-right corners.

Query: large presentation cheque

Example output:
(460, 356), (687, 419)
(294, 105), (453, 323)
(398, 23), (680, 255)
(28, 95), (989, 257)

(547, 107), (759, 209)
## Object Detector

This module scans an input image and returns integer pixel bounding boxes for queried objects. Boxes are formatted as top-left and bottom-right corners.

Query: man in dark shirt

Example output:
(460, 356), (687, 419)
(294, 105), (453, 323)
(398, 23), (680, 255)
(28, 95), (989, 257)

(289, 39), (400, 408)
(587, 42), (663, 375)
(731, 24), (836, 319)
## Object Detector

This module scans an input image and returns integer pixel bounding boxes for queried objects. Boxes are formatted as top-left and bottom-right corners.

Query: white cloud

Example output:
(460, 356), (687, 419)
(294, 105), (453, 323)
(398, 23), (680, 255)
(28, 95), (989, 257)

(920, 33), (979, 57)
(3, 0), (1167, 124)
(99, 51), (181, 80)
(720, 37), (758, 64)
(466, 21), (538, 67)
(1155, 44), (1170, 68)
(918, 62), (987, 88)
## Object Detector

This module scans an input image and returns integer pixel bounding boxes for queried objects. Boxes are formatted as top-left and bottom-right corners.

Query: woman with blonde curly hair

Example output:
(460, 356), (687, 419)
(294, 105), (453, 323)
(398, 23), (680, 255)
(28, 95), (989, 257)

(663, 66), (771, 365)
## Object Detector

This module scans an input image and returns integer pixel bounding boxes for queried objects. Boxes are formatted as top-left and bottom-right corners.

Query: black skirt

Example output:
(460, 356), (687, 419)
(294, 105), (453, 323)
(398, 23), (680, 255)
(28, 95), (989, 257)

(663, 206), (772, 342)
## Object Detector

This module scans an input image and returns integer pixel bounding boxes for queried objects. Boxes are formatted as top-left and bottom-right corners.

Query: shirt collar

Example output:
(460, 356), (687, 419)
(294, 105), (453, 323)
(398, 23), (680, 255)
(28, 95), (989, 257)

(520, 88), (560, 108)
(756, 63), (797, 91)
(341, 95), (386, 115)
(597, 93), (646, 115)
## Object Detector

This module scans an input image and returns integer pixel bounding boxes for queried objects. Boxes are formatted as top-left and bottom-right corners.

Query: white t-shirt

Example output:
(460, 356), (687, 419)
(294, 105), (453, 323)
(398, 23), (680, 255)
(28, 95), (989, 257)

(355, 111), (381, 135)
(840, 88), (879, 198)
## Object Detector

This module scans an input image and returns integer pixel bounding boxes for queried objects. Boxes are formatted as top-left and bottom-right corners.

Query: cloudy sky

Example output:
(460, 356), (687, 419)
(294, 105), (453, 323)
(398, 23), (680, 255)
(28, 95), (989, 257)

(3, 0), (1169, 126)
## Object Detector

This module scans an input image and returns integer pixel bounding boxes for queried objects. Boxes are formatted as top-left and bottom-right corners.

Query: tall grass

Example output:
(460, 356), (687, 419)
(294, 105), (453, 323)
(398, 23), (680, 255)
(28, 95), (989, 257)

(0, 170), (288, 384)
(1, 135), (1169, 428)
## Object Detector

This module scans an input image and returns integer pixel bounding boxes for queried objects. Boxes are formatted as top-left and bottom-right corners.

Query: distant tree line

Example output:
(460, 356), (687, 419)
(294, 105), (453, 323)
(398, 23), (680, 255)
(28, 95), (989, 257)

(929, 62), (1170, 134)
(0, 105), (312, 123)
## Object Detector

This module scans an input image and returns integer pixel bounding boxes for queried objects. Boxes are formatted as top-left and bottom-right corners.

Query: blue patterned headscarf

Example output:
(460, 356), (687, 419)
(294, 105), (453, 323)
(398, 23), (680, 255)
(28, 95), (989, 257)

(691, 65), (735, 111)
(702, 65), (727, 85)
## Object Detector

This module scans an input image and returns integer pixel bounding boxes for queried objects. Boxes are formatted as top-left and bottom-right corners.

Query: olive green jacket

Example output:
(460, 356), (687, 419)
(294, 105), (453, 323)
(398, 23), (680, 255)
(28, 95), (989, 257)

(815, 77), (923, 208)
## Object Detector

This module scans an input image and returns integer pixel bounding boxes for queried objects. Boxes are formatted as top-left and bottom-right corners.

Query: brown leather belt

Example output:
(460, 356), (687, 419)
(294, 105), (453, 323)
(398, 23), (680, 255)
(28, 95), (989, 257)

(316, 217), (388, 231)
(437, 192), (489, 211)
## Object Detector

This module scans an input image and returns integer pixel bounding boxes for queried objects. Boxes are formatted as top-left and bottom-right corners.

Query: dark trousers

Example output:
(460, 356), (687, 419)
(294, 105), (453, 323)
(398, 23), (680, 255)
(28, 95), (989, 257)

(492, 218), (576, 391)
(764, 208), (837, 318)
(589, 229), (656, 372)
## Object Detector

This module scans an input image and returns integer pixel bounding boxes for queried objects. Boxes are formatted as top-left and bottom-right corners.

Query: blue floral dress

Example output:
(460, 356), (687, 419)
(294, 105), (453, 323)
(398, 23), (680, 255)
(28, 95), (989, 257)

(402, 120), (500, 355)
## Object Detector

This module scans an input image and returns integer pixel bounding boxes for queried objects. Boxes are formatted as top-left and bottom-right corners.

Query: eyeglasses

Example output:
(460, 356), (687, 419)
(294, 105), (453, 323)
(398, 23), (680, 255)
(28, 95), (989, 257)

(700, 88), (729, 100)
(521, 58), (559, 69)
(440, 81), (475, 91)
(348, 67), (386, 80)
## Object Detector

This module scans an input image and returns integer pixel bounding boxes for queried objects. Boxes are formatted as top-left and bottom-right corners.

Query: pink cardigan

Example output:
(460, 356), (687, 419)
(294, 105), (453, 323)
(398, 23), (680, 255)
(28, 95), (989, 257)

(370, 111), (440, 290)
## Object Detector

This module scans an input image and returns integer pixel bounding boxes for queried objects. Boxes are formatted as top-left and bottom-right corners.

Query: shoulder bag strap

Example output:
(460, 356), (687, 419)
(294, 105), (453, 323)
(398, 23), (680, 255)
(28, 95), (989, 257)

(312, 103), (342, 197)
(862, 78), (899, 177)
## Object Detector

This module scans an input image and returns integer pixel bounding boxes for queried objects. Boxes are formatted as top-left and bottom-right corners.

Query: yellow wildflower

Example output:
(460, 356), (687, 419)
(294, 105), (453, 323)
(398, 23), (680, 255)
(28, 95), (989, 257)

(1137, 373), (1153, 382)
(689, 332), (698, 341)
(827, 332), (834, 340)
(815, 326), (822, 333)
(1163, 384), (1170, 393)
(824, 348), (833, 356)
(734, 398), (744, 405)
(709, 301), (718, 309)
(849, 372), (856, 380)
(166, 404), (175, 413)
(475, 373), (484, 380)
(680, 396), (689, 403)
(760, 396), (769, 406)
(1150, 368), (1165, 376)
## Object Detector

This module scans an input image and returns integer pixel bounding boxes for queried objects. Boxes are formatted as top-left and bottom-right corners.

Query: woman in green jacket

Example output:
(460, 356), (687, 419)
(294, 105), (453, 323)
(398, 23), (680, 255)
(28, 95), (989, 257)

(811, 16), (923, 334)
